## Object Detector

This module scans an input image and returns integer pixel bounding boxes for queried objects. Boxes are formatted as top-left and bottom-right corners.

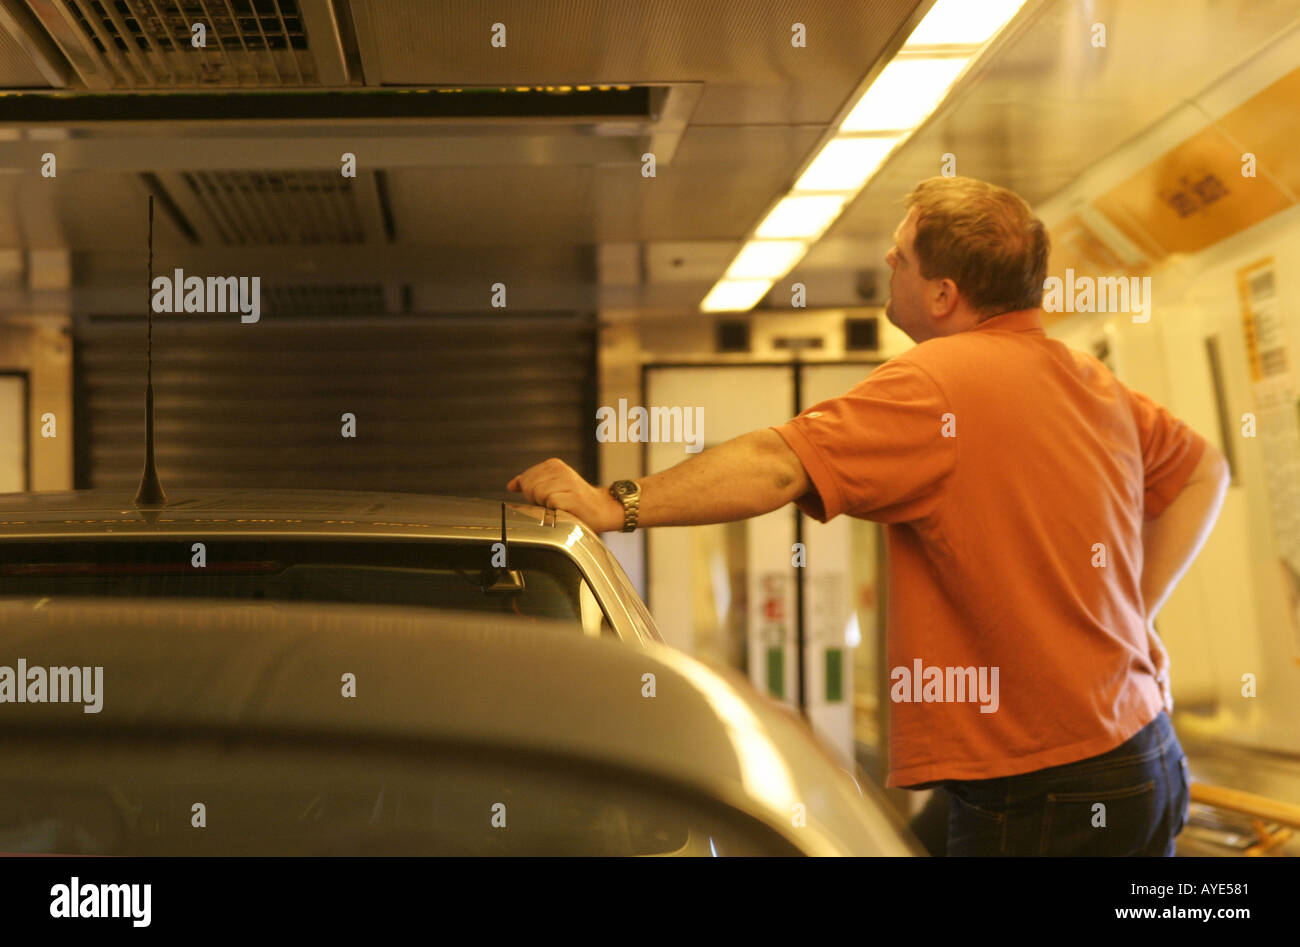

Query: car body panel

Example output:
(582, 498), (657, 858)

(0, 597), (918, 856)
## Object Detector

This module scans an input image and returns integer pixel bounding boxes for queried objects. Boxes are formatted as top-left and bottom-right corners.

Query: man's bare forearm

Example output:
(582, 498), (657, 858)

(633, 429), (810, 528)
(1141, 449), (1229, 622)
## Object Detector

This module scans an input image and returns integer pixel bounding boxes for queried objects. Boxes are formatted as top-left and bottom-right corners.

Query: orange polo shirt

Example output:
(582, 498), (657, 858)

(772, 307), (1207, 788)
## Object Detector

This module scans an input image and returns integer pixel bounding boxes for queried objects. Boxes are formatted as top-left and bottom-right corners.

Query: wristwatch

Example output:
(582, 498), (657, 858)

(609, 479), (641, 532)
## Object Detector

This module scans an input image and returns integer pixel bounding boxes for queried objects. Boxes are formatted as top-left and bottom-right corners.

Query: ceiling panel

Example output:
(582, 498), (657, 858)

(1, 0), (929, 314)
(799, 0), (1300, 286)
(7, 0), (1299, 319)
(0, 22), (50, 87)
(387, 124), (825, 246)
(0, 170), (191, 251)
(350, 0), (917, 124)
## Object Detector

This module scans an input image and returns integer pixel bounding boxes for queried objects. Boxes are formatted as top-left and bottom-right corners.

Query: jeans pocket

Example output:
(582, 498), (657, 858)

(947, 791), (1007, 856)
(1040, 781), (1156, 856)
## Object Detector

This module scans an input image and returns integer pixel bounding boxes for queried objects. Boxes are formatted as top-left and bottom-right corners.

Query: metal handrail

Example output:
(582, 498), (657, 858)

(1190, 783), (1300, 828)
(1189, 783), (1300, 856)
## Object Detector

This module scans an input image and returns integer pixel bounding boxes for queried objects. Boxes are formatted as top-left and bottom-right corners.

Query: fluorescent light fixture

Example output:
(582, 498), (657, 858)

(794, 136), (900, 191)
(840, 57), (969, 131)
(700, 279), (775, 312)
(725, 240), (806, 280)
(905, 0), (1028, 47)
(755, 195), (849, 239)
(699, 0), (1026, 312)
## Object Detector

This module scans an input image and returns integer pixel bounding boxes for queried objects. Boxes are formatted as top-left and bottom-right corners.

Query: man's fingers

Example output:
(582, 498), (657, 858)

(507, 463), (552, 501)
(507, 458), (573, 499)
(511, 470), (567, 508)
(532, 477), (575, 509)
(507, 457), (604, 525)
(540, 490), (578, 513)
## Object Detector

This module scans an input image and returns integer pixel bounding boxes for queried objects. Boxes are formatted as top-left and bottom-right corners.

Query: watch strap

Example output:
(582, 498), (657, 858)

(610, 481), (640, 532)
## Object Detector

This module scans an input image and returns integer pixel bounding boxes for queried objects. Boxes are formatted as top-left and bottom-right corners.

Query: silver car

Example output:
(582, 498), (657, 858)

(0, 597), (919, 856)
(0, 491), (920, 853)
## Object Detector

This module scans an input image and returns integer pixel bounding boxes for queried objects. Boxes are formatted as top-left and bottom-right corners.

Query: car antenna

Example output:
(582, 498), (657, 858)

(134, 194), (167, 508)
(479, 501), (524, 593)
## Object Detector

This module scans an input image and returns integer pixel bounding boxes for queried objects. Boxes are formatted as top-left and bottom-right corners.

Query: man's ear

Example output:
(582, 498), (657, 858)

(927, 280), (955, 320)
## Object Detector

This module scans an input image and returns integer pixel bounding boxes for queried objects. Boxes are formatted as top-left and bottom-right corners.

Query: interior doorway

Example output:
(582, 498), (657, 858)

(0, 372), (29, 493)
(642, 361), (886, 766)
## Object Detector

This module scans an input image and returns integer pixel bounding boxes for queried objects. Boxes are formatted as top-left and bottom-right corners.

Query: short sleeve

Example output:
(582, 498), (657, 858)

(1123, 386), (1208, 519)
(770, 359), (956, 524)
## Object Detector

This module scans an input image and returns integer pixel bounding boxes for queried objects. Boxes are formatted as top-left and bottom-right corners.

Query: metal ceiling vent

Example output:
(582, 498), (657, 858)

(182, 170), (365, 245)
(262, 283), (387, 316)
(60, 0), (321, 87)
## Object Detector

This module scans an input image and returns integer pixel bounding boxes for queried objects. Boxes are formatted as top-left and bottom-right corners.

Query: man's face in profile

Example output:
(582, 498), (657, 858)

(883, 207), (930, 343)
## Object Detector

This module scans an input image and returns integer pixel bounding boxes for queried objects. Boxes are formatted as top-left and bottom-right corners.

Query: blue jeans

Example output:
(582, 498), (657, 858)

(942, 711), (1190, 856)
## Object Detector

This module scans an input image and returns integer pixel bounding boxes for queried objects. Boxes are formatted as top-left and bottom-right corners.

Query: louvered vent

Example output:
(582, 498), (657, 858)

(262, 283), (387, 317)
(182, 170), (364, 245)
(65, 0), (317, 87)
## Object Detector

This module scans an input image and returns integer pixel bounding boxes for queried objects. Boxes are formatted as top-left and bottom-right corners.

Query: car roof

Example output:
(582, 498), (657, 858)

(0, 488), (666, 647)
(0, 488), (568, 540)
(0, 596), (912, 856)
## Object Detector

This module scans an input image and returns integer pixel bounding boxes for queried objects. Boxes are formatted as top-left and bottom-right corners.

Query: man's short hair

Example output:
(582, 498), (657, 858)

(903, 176), (1050, 319)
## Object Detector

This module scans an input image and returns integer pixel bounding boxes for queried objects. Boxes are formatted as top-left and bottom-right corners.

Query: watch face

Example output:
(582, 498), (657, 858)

(613, 480), (638, 498)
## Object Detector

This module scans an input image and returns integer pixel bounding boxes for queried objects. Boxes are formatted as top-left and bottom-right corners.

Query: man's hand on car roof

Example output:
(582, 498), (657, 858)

(508, 458), (625, 533)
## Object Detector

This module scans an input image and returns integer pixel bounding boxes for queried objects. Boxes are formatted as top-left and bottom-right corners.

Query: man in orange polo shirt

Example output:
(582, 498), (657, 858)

(508, 175), (1229, 857)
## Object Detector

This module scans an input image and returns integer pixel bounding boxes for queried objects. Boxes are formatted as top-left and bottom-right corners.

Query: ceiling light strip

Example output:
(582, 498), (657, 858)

(700, 0), (1031, 312)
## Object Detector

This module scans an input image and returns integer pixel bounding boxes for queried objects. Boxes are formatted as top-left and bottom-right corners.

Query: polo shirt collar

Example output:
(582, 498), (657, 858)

(972, 306), (1045, 335)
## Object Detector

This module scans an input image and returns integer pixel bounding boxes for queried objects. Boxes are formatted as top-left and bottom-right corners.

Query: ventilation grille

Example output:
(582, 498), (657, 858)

(262, 283), (387, 317)
(66, 0), (317, 87)
(182, 170), (364, 245)
(845, 317), (878, 351)
(715, 320), (750, 353)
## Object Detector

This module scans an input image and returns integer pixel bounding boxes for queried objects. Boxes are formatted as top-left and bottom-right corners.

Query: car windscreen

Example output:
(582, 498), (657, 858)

(0, 539), (601, 629)
(0, 736), (803, 856)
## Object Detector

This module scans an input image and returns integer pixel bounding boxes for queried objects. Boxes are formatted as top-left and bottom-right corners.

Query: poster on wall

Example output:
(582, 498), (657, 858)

(1236, 257), (1300, 653)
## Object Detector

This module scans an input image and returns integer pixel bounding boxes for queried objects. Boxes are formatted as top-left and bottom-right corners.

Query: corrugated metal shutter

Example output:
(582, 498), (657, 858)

(73, 313), (597, 498)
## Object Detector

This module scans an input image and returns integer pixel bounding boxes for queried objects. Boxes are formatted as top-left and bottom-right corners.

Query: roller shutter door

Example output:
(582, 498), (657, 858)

(73, 313), (597, 498)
